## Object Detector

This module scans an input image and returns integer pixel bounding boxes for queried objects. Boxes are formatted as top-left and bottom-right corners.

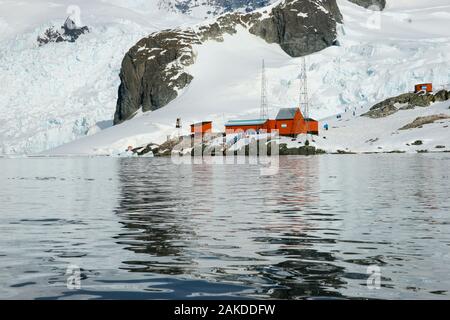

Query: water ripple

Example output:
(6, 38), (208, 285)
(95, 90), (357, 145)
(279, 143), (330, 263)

(0, 155), (449, 299)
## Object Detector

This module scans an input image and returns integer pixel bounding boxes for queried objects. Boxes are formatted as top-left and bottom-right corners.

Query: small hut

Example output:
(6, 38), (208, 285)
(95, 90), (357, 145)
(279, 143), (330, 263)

(414, 83), (433, 94)
(190, 121), (212, 135)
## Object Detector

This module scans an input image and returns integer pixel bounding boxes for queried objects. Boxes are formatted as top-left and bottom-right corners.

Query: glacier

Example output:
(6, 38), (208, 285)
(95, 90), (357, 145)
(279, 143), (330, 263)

(0, 0), (201, 154)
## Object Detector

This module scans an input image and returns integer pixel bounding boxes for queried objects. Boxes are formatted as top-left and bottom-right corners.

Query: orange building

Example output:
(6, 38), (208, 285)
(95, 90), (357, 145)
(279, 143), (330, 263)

(190, 121), (212, 135)
(414, 83), (433, 93)
(274, 108), (319, 136)
(274, 108), (305, 136)
(224, 108), (319, 136)
(305, 118), (319, 135)
(225, 119), (269, 134)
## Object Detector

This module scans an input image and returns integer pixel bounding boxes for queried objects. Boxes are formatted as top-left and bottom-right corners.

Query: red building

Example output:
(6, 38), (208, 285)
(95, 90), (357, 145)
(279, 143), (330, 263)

(224, 108), (319, 136)
(275, 108), (305, 136)
(190, 121), (212, 135)
(304, 118), (319, 135)
(414, 83), (433, 94)
(225, 119), (270, 134)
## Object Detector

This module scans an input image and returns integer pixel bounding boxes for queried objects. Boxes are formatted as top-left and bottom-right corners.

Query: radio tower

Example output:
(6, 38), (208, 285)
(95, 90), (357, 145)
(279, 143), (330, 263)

(299, 56), (310, 134)
(260, 59), (269, 119)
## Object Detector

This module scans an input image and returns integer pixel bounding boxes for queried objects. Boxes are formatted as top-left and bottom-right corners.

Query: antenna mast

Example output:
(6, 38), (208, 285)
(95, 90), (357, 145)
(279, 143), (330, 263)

(299, 56), (309, 120)
(299, 56), (310, 135)
(260, 59), (268, 119)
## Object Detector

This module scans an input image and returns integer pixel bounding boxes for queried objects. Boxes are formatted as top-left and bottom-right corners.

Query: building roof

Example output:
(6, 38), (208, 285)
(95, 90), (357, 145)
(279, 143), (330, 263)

(275, 108), (300, 120)
(190, 121), (212, 127)
(225, 119), (268, 127)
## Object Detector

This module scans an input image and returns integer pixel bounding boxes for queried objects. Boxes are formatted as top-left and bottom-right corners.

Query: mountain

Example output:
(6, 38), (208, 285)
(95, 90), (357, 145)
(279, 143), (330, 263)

(114, 0), (342, 124)
(47, 0), (450, 156)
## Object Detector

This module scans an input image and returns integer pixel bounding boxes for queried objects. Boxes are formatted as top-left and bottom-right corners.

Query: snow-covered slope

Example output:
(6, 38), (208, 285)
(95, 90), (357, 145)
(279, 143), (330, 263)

(47, 0), (450, 155)
(292, 101), (450, 153)
(0, 0), (200, 154)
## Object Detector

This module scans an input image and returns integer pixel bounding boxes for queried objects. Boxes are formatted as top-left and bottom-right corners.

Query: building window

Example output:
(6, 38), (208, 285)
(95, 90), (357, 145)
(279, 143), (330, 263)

(281, 124), (287, 128)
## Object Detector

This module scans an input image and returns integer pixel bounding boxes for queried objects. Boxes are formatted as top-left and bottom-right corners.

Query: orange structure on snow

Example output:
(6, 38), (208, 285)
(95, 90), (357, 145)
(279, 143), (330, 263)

(225, 108), (319, 136)
(414, 83), (433, 94)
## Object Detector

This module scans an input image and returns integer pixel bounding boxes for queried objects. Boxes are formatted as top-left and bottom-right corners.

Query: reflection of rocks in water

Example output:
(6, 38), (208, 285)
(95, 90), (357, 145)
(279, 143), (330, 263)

(251, 246), (346, 299)
(113, 158), (348, 298)
(114, 159), (196, 275)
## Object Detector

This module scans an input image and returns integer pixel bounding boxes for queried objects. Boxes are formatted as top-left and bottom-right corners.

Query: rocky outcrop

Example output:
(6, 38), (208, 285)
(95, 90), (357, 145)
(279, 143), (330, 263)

(37, 17), (89, 46)
(362, 90), (450, 119)
(249, 0), (342, 57)
(278, 143), (324, 155)
(114, 0), (342, 124)
(114, 30), (199, 124)
(399, 114), (450, 130)
(348, 0), (386, 10)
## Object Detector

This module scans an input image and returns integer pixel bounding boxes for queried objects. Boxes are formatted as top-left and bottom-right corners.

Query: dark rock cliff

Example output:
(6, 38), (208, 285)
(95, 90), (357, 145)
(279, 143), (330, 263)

(114, 0), (342, 124)
(250, 0), (342, 57)
(114, 30), (199, 124)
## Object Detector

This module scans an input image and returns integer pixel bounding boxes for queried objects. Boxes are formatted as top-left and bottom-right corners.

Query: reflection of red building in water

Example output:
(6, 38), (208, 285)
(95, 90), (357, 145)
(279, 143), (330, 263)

(225, 108), (318, 136)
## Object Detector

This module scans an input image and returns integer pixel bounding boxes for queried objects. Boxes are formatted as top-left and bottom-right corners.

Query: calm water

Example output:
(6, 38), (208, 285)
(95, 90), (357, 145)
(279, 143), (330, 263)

(0, 154), (449, 300)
